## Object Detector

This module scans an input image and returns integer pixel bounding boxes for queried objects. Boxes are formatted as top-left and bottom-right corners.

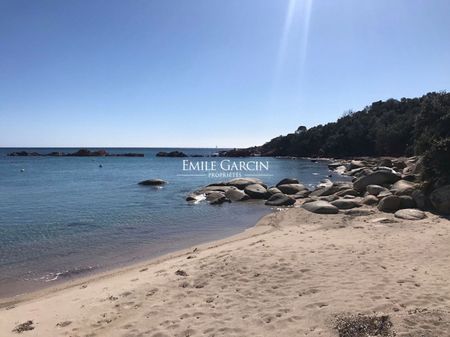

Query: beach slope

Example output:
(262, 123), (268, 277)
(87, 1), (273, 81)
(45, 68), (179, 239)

(1, 208), (450, 336)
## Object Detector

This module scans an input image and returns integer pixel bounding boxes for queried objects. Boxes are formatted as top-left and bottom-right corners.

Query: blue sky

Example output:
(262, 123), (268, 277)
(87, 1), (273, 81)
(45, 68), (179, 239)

(1, 0), (449, 148)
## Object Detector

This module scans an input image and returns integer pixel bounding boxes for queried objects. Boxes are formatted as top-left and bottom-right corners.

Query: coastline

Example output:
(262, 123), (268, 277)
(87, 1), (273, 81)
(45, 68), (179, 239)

(0, 210), (278, 308)
(1, 206), (449, 336)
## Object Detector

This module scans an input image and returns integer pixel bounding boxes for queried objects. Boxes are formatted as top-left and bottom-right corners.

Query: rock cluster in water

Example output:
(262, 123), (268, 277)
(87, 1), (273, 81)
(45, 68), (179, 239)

(186, 177), (306, 206)
(186, 156), (449, 216)
(7, 149), (144, 157)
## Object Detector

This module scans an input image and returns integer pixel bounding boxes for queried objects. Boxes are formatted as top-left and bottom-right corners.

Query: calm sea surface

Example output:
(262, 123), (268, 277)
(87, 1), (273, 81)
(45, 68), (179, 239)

(0, 148), (344, 297)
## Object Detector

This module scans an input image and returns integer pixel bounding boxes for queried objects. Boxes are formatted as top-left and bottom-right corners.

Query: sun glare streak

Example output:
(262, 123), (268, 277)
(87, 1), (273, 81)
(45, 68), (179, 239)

(270, 0), (313, 105)
(299, 0), (313, 79)
(274, 0), (298, 81)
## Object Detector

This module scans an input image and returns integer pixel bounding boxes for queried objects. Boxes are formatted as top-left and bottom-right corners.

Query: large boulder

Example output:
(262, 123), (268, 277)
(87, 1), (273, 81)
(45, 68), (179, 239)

(225, 188), (250, 201)
(302, 200), (339, 214)
(206, 192), (230, 205)
(390, 180), (417, 196)
(244, 184), (269, 199)
(227, 178), (264, 190)
(277, 183), (307, 195)
(429, 185), (450, 214)
(267, 187), (282, 195)
(138, 179), (167, 186)
(362, 195), (379, 206)
(331, 199), (362, 210)
(394, 209), (426, 220)
(276, 178), (299, 186)
(366, 185), (389, 196)
(265, 193), (296, 206)
(377, 195), (402, 213)
(353, 171), (401, 191)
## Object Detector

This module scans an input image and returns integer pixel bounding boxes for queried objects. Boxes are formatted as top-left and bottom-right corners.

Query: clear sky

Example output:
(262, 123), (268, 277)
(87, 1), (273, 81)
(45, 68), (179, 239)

(1, 0), (449, 148)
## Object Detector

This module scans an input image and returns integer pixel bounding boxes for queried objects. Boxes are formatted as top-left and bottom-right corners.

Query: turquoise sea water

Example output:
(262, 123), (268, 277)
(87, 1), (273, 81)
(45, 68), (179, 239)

(0, 148), (342, 297)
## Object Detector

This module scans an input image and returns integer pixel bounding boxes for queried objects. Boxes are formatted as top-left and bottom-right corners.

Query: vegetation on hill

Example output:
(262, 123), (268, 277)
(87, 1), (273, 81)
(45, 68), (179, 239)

(255, 91), (449, 187)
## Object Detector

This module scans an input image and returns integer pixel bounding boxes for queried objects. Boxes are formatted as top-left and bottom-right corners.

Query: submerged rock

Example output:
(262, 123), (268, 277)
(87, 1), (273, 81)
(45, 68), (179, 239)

(138, 179), (167, 186)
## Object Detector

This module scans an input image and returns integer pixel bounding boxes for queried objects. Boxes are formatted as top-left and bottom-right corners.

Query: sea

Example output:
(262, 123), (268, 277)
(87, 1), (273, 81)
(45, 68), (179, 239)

(0, 148), (345, 298)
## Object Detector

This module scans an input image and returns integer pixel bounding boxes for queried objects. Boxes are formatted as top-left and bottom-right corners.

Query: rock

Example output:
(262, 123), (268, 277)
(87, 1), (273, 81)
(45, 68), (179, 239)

(265, 193), (296, 206)
(156, 151), (187, 157)
(353, 171), (401, 191)
(362, 195), (379, 206)
(227, 178), (264, 190)
(377, 195), (402, 213)
(411, 190), (426, 210)
(344, 208), (375, 216)
(206, 192), (230, 205)
(302, 200), (339, 214)
(328, 162), (346, 170)
(429, 185), (450, 214)
(277, 183), (307, 195)
(377, 190), (393, 199)
(335, 189), (359, 197)
(317, 179), (333, 189)
(349, 160), (366, 169)
(394, 209), (426, 220)
(267, 187), (282, 195)
(366, 185), (389, 196)
(390, 180), (417, 196)
(331, 199), (362, 210)
(244, 184), (269, 199)
(335, 165), (347, 174)
(294, 190), (311, 199)
(138, 179), (167, 186)
(186, 193), (203, 202)
(199, 185), (236, 193)
(276, 178), (299, 186)
(399, 195), (416, 209)
(225, 188), (250, 201)
(310, 183), (350, 197)
(319, 195), (339, 202)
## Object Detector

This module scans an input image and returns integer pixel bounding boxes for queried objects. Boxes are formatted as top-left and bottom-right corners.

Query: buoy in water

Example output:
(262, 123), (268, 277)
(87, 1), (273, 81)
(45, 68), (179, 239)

(99, 164), (103, 168)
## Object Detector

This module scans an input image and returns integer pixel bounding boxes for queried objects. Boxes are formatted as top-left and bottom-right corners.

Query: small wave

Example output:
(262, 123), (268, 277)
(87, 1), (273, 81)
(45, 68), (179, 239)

(26, 265), (98, 283)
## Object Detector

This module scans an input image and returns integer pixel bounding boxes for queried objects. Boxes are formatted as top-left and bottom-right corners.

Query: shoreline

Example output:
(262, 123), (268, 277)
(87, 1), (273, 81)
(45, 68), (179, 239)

(0, 210), (278, 308)
(1, 206), (449, 336)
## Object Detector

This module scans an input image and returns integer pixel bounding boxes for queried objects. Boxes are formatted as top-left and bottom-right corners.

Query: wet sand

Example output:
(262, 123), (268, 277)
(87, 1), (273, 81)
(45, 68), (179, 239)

(1, 207), (450, 336)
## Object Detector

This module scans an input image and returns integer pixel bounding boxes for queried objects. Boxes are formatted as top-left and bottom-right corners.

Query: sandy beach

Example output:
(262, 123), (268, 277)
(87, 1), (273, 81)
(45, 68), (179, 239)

(1, 206), (449, 337)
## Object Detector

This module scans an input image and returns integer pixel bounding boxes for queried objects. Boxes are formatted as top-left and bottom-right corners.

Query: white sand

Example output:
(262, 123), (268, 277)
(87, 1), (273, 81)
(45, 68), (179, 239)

(1, 207), (449, 336)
